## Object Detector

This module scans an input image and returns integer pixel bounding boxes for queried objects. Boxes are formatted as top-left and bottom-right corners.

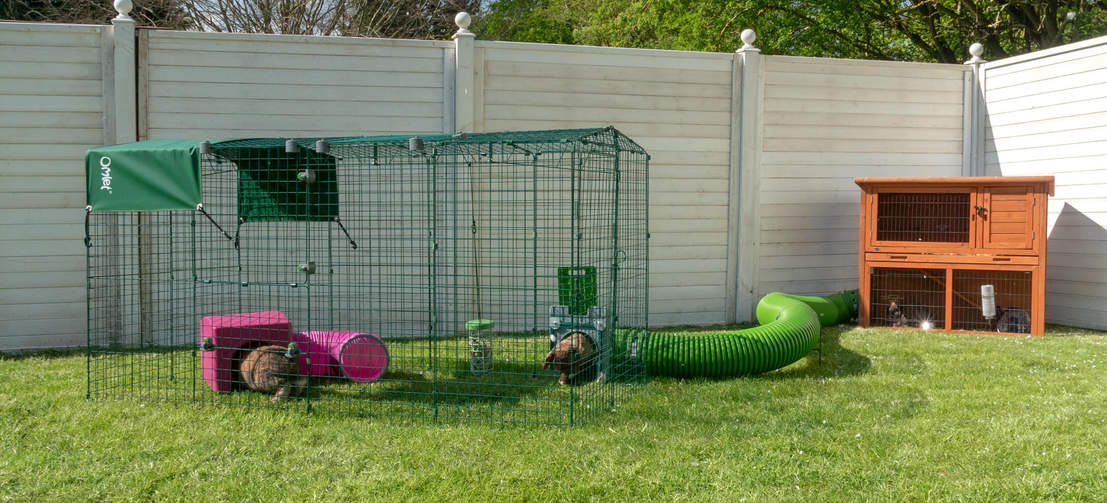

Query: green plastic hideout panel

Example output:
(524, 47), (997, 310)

(558, 266), (597, 315)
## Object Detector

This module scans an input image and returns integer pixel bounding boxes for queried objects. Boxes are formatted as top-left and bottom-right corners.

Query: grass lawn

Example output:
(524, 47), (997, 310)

(2, 324), (1105, 501)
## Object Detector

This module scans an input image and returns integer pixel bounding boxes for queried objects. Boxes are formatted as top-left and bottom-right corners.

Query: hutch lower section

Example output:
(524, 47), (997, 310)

(860, 262), (1043, 335)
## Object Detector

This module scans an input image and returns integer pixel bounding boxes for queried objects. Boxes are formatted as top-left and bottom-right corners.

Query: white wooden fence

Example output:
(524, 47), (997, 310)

(1, 23), (110, 349)
(753, 56), (967, 302)
(473, 41), (737, 326)
(139, 30), (454, 139)
(982, 36), (1107, 330)
(1, 9), (1105, 349)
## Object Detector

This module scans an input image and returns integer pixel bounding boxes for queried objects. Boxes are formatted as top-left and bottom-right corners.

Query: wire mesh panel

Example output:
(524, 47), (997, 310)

(86, 127), (649, 426)
(951, 269), (1033, 333)
(87, 211), (198, 404)
(876, 193), (971, 243)
(869, 267), (947, 330)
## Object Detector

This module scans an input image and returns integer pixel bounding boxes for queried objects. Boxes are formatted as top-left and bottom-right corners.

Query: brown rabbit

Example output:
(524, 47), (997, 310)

(543, 332), (596, 385)
(239, 345), (307, 402)
(888, 301), (908, 327)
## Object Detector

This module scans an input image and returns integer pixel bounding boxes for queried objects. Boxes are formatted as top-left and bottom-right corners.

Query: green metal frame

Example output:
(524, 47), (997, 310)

(86, 127), (649, 426)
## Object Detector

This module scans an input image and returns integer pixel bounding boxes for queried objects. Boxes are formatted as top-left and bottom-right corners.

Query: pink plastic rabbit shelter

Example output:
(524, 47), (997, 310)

(201, 311), (293, 393)
(200, 311), (388, 392)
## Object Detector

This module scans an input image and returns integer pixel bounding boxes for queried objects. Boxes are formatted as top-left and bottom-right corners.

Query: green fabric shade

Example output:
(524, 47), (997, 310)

(215, 145), (338, 222)
(85, 139), (338, 222)
(86, 139), (204, 211)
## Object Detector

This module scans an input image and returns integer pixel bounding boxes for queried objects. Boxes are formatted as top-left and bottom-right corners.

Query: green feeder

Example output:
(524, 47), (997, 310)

(466, 319), (494, 375)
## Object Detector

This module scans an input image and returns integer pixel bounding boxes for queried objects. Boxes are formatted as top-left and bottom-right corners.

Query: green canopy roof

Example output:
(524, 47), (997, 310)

(86, 139), (205, 212)
(85, 127), (645, 214)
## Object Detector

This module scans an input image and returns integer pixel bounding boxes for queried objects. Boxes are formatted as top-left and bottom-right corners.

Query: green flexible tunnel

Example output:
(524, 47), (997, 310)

(642, 290), (858, 378)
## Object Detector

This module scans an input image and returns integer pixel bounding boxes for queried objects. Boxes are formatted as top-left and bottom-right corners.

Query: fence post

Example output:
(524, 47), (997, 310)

(112, 1), (151, 345)
(964, 43), (987, 176)
(111, 0), (136, 144)
(453, 12), (476, 134)
(732, 29), (763, 323)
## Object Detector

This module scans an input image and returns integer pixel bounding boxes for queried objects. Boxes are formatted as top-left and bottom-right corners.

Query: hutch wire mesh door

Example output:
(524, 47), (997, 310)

(85, 127), (649, 426)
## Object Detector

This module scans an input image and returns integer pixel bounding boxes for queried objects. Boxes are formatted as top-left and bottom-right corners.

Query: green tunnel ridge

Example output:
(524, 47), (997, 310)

(641, 290), (858, 378)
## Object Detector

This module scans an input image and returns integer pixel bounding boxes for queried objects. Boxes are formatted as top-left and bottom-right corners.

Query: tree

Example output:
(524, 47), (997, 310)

(2, 0), (193, 28)
(339, 0), (482, 39)
(475, 0), (1107, 62)
(471, 0), (575, 44)
(181, 0), (481, 38)
(3, 0), (483, 40)
(845, 0), (1107, 62)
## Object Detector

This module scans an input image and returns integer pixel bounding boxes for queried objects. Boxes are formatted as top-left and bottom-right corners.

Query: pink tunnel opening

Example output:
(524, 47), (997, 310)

(294, 331), (389, 383)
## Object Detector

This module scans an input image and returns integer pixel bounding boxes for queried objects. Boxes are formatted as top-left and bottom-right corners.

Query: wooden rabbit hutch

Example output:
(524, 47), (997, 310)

(855, 177), (1054, 336)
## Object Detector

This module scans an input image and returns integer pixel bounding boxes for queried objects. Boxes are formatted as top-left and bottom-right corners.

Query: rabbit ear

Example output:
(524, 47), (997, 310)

(543, 351), (555, 368)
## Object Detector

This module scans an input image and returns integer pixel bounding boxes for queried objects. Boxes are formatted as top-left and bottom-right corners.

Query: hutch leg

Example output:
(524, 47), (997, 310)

(944, 267), (953, 331)
(1032, 265), (1046, 336)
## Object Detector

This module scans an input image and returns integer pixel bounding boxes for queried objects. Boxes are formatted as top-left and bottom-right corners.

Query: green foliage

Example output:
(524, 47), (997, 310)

(472, 0), (577, 44)
(476, 0), (1107, 62)
(2, 324), (1106, 500)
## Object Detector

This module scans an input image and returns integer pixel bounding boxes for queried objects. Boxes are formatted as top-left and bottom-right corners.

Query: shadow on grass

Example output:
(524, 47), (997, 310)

(0, 348), (88, 361)
(5, 345), (201, 362)
(1044, 323), (1107, 338)
(308, 359), (570, 409)
(768, 326), (872, 379)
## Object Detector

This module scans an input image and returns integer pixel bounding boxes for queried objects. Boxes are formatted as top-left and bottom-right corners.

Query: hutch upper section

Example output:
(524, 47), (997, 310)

(854, 176), (1055, 259)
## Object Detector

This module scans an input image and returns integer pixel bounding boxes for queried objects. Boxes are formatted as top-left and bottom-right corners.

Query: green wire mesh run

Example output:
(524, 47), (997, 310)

(86, 127), (649, 426)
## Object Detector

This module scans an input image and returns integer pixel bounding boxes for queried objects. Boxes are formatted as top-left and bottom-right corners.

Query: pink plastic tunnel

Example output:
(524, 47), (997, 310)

(294, 331), (389, 383)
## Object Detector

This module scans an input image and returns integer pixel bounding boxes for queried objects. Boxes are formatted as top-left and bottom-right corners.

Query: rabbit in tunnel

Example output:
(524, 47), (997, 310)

(544, 332), (597, 386)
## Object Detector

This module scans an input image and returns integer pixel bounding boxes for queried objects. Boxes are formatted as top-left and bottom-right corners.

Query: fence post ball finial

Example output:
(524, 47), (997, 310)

(740, 29), (757, 50)
(966, 42), (985, 64)
(455, 12), (472, 31)
(113, 0), (134, 20)
(969, 43), (983, 58)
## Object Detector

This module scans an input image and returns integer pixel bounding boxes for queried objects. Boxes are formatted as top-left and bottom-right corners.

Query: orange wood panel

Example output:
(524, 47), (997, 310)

(858, 190), (870, 327)
(982, 185), (1033, 250)
(865, 253), (1037, 265)
(1033, 265), (1046, 336)
(944, 266), (953, 331)
(855, 176), (1055, 195)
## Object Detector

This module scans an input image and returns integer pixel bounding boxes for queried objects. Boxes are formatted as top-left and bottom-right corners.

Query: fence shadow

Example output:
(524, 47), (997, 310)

(1043, 202), (1107, 332)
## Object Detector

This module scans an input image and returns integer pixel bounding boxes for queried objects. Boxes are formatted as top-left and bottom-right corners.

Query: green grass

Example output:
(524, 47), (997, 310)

(2, 324), (1106, 501)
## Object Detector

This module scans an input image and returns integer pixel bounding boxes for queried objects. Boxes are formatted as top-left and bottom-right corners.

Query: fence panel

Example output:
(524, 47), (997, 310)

(984, 36), (1107, 329)
(475, 41), (736, 326)
(757, 56), (968, 298)
(141, 30), (453, 139)
(0, 22), (109, 350)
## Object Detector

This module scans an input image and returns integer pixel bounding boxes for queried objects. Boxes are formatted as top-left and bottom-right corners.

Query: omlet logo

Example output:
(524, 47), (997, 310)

(99, 156), (113, 193)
